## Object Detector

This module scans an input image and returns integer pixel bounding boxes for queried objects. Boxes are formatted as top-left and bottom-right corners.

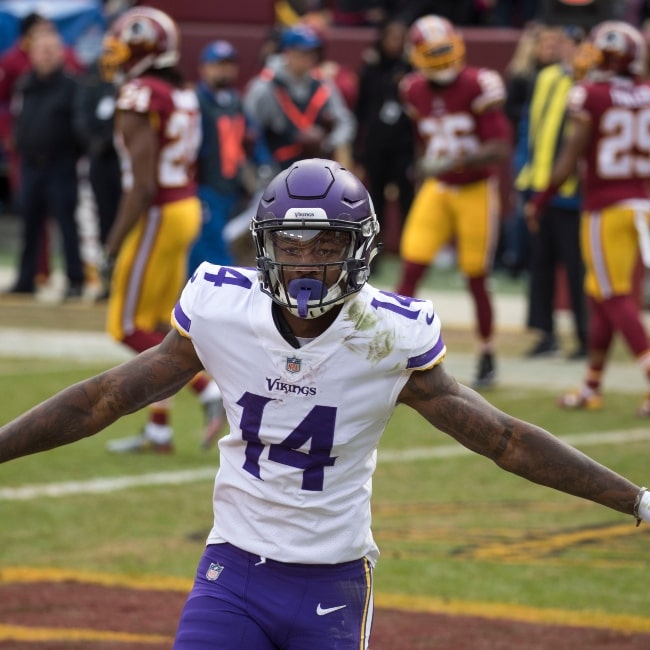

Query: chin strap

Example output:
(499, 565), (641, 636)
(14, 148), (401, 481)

(288, 278), (327, 318)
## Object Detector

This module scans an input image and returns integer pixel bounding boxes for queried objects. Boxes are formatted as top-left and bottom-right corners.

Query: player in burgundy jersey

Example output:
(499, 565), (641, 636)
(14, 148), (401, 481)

(395, 15), (511, 390)
(527, 20), (650, 415)
(98, 7), (226, 452)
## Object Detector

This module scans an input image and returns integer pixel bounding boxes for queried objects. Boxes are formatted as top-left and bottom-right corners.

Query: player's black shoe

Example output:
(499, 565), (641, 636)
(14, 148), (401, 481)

(472, 352), (496, 390)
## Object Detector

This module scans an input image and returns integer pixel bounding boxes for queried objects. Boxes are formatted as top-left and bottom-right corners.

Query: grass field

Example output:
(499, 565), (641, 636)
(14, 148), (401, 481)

(1, 339), (649, 630)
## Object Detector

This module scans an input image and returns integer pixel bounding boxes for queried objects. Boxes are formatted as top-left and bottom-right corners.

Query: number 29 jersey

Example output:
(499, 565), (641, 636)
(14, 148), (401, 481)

(172, 264), (446, 565)
(566, 76), (650, 211)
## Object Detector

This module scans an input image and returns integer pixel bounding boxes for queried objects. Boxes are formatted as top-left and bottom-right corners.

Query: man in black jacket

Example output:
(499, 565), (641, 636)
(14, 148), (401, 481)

(9, 28), (84, 298)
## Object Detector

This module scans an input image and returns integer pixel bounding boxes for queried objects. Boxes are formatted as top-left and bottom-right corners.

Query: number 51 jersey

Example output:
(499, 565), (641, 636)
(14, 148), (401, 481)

(172, 263), (446, 565)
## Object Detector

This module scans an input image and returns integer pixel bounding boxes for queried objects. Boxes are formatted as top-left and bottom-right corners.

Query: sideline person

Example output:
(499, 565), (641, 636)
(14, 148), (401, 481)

(0, 158), (648, 649)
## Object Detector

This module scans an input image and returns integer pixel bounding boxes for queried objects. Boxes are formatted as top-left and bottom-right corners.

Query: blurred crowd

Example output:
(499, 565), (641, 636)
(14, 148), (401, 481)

(1, 2), (650, 373)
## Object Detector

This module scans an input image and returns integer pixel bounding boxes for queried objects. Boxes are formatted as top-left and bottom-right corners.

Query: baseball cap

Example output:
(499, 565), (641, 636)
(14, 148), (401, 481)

(200, 40), (238, 64)
(280, 24), (323, 51)
(564, 25), (586, 44)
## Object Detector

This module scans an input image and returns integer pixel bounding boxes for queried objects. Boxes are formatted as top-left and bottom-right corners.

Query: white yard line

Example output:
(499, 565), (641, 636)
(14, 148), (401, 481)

(2, 428), (649, 501)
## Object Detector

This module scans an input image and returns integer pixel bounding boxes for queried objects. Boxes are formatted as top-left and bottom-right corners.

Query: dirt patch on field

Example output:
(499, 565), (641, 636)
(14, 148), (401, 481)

(1, 581), (650, 649)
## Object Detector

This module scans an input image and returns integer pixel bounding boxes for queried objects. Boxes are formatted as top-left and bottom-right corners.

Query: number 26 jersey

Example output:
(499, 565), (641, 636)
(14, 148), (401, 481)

(172, 263), (446, 565)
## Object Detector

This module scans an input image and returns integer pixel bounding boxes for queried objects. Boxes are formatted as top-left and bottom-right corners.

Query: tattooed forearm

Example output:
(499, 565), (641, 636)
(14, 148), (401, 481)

(0, 333), (201, 463)
(400, 364), (641, 517)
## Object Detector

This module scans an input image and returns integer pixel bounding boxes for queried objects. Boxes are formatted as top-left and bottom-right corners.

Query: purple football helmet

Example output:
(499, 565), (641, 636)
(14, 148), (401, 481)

(252, 158), (380, 319)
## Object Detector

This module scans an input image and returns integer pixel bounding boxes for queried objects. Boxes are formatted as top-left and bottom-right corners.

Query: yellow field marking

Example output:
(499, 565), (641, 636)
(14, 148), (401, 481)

(0, 566), (192, 592)
(2, 566), (650, 635)
(463, 523), (637, 563)
(374, 593), (650, 633)
(0, 624), (169, 644)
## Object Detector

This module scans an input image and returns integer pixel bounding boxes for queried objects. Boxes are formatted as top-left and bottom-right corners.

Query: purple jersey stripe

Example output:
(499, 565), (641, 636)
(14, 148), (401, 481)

(406, 338), (445, 369)
(174, 302), (191, 333)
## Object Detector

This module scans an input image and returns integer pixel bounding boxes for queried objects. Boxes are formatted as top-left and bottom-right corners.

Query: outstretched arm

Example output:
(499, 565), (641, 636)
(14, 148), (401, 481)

(0, 330), (203, 463)
(399, 364), (642, 519)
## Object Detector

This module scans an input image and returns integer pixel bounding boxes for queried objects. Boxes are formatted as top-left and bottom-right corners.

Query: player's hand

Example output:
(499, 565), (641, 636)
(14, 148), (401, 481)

(419, 155), (455, 177)
(523, 199), (540, 234)
(100, 250), (117, 292)
(524, 189), (553, 234)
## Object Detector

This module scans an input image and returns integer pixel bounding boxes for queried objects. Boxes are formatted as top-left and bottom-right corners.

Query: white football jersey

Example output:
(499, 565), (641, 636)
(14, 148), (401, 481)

(172, 264), (446, 564)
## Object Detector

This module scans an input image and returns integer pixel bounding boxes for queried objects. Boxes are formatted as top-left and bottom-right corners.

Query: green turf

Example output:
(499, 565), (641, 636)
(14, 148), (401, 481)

(0, 356), (648, 621)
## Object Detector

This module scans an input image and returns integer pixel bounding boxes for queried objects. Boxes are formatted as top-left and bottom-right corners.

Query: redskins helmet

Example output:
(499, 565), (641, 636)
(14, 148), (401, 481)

(408, 14), (465, 84)
(588, 21), (646, 78)
(252, 159), (380, 319)
(101, 6), (180, 81)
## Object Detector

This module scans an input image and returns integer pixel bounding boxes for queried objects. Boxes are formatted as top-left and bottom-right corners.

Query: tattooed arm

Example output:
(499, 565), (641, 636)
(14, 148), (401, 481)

(0, 330), (203, 463)
(398, 363), (641, 518)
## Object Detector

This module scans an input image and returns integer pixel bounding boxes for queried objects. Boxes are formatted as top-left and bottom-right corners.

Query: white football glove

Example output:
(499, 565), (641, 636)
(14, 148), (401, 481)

(419, 155), (455, 177)
(635, 487), (650, 525)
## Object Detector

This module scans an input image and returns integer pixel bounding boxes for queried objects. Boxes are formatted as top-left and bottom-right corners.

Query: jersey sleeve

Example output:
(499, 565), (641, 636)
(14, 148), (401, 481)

(116, 77), (172, 115)
(566, 83), (592, 125)
(171, 263), (208, 339)
(405, 299), (447, 372)
(371, 289), (447, 372)
(471, 68), (506, 114)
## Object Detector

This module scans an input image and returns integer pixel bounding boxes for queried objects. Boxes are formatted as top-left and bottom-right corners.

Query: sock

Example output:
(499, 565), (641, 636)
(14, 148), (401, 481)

(396, 261), (428, 297)
(122, 330), (166, 353)
(198, 379), (222, 404)
(144, 422), (173, 444)
(584, 297), (613, 393)
(467, 275), (493, 341)
(147, 398), (172, 439)
(600, 294), (650, 357)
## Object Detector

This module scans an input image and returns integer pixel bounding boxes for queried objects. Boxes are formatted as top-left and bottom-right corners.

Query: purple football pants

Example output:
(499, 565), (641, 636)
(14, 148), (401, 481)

(173, 543), (374, 649)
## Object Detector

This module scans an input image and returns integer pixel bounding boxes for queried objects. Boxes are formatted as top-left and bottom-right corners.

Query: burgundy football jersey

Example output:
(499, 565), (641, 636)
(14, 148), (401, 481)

(399, 66), (510, 185)
(115, 75), (201, 205)
(567, 77), (650, 211)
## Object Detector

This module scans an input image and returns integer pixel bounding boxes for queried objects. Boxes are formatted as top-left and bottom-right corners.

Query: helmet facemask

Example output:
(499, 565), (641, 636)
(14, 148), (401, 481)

(254, 216), (379, 319)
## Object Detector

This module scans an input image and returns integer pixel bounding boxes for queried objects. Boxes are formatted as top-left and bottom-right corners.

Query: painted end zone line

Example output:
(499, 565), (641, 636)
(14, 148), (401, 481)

(1, 429), (649, 501)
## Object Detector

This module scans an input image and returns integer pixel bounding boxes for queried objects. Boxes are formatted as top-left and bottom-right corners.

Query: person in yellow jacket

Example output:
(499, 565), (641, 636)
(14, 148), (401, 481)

(515, 26), (588, 360)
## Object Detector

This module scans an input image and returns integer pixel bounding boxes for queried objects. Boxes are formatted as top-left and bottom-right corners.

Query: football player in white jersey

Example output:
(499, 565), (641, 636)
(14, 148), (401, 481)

(0, 159), (648, 649)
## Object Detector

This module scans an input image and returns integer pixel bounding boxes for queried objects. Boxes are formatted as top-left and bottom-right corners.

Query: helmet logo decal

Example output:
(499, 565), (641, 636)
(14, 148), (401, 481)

(284, 207), (328, 221)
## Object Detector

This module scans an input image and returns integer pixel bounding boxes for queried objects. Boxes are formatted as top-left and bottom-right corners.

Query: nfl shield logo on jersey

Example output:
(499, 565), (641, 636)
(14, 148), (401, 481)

(286, 356), (302, 373)
(206, 562), (224, 581)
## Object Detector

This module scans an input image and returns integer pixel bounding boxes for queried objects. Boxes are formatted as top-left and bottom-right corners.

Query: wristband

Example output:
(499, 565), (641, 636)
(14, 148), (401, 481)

(633, 486), (649, 526)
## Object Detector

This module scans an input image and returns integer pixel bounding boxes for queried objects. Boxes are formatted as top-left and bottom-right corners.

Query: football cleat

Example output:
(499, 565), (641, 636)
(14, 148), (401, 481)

(557, 388), (603, 411)
(472, 352), (496, 390)
(106, 430), (174, 454)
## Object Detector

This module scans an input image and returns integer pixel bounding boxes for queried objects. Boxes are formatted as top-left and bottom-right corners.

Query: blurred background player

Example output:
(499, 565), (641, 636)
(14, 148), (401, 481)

(526, 21), (650, 415)
(244, 23), (356, 170)
(395, 14), (511, 389)
(99, 6), (226, 453)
